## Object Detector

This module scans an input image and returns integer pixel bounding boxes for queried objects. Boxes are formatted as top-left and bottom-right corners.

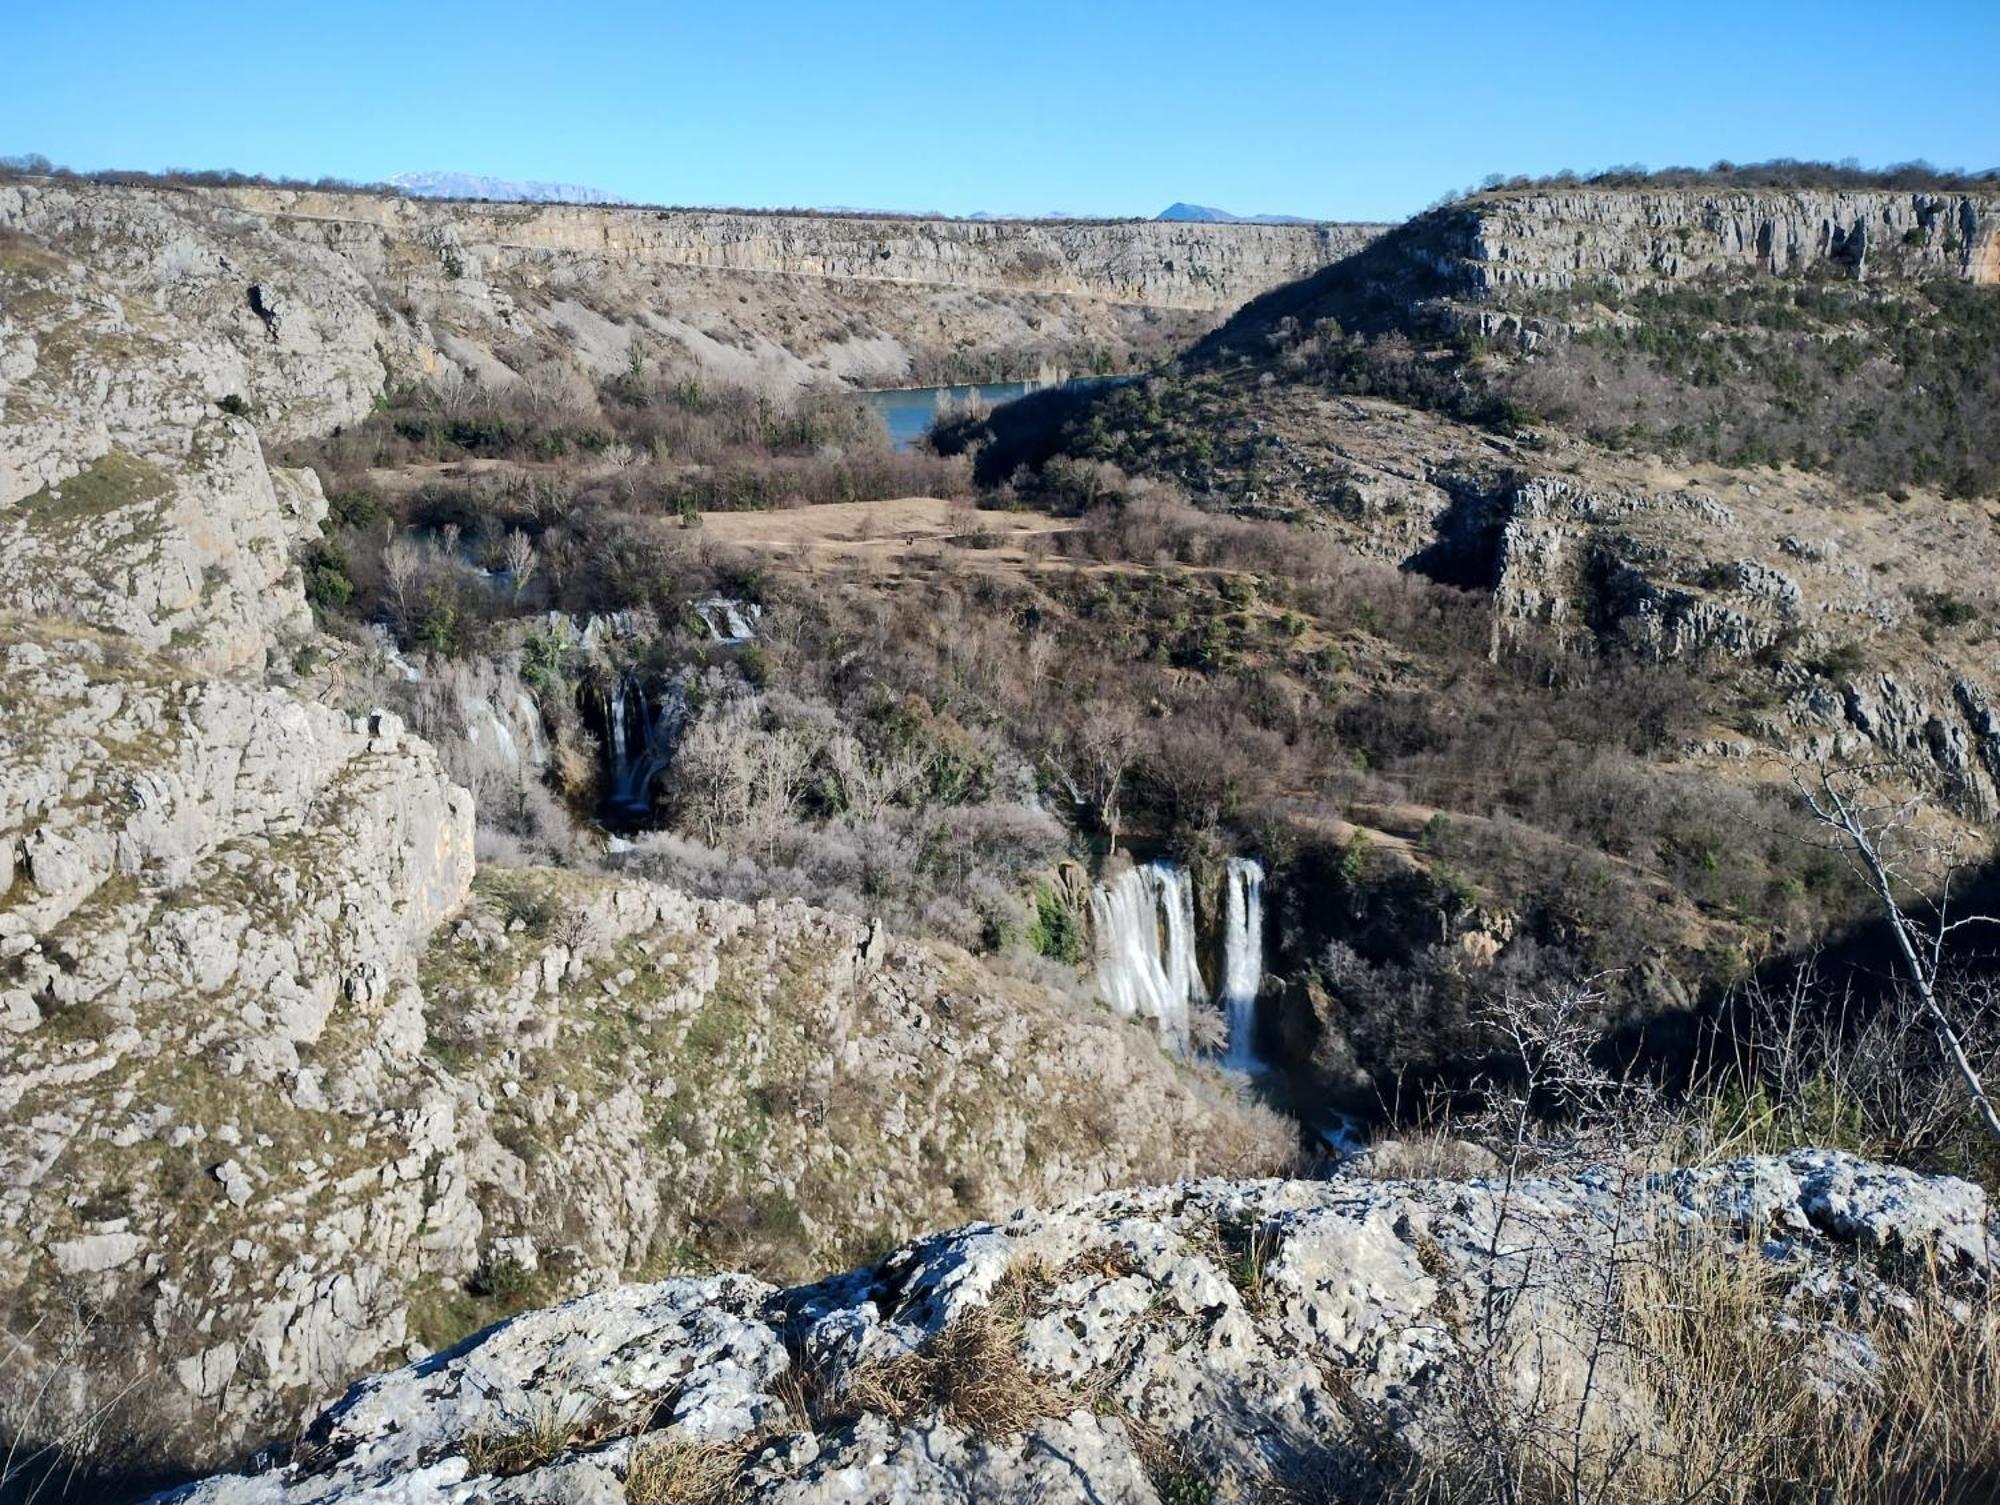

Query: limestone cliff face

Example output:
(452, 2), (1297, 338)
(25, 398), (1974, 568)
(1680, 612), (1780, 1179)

(2, 179), (1382, 403)
(1433, 187), (2000, 295)
(0, 180), (1295, 1480)
(208, 187), (1381, 310)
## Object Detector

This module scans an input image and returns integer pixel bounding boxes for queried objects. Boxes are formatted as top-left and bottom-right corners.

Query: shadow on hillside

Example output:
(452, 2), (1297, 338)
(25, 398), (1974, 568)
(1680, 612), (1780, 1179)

(1610, 855), (2000, 1094)
(929, 212), (1457, 488)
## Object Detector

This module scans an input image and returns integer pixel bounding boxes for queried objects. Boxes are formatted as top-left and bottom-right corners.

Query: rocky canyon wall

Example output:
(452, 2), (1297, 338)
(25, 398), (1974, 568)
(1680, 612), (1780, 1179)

(2, 178), (1383, 400)
(1436, 187), (2000, 295)
(0, 179), (1294, 1483)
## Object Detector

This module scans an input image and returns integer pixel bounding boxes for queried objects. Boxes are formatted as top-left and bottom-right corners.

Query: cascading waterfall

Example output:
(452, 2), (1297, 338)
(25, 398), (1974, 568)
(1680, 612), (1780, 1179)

(1089, 862), (1204, 1055)
(1220, 857), (1266, 1069)
(603, 673), (690, 815)
(1091, 855), (1268, 1067)
(605, 677), (632, 799)
(1216, 856), (1264, 1072)
(692, 598), (762, 645)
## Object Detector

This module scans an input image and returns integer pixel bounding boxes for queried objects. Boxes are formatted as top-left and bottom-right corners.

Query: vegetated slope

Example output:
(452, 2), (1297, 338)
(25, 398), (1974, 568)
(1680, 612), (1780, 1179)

(259, 189), (1998, 1129)
(927, 183), (2000, 1103)
(0, 176), (1291, 1491)
(1195, 182), (2000, 496)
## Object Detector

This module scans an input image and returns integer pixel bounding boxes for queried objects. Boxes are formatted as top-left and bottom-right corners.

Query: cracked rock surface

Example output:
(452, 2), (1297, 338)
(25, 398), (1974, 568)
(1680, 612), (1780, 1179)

(164, 1151), (1994, 1504)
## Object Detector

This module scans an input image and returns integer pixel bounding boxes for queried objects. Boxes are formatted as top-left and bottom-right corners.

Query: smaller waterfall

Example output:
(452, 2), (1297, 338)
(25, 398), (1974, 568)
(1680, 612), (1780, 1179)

(366, 623), (423, 683)
(605, 677), (632, 797)
(515, 691), (548, 765)
(1090, 862), (1204, 1055)
(604, 673), (690, 816)
(692, 598), (762, 645)
(1220, 857), (1266, 1070)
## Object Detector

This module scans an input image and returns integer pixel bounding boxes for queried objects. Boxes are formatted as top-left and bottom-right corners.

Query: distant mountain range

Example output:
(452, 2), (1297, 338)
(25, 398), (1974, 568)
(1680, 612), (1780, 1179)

(385, 177), (1314, 223)
(390, 172), (628, 205)
(1155, 202), (1315, 224)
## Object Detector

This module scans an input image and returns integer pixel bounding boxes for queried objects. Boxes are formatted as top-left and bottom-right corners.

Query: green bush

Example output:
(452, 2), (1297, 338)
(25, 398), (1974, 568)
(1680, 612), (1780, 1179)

(1026, 882), (1083, 964)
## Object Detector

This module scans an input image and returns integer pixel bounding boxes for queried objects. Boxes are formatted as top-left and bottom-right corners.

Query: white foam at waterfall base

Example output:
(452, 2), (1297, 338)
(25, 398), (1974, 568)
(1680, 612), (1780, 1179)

(1089, 862), (1203, 1055)
(1220, 857), (1266, 1070)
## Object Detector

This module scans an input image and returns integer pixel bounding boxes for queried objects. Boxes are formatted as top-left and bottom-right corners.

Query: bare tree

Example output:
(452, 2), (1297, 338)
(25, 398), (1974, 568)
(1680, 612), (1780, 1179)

(1795, 763), (2000, 1142)
(382, 534), (423, 628)
(503, 529), (538, 599)
(1043, 701), (1140, 852)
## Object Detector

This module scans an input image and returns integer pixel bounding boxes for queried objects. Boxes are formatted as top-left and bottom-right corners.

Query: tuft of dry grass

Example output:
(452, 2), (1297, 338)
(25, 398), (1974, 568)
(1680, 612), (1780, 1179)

(1117, 1412), (1217, 1505)
(836, 1263), (1079, 1439)
(1407, 1230), (2000, 1505)
(622, 1435), (756, 1505)
(1802, 1276), (2000, 1505)
(460, 1393), (602, 1479)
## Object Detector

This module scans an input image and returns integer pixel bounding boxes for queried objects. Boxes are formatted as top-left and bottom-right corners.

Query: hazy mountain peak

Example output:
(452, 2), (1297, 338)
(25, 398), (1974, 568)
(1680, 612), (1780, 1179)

(1157, 201), (1314, 224)
(390, 171), (628, 205)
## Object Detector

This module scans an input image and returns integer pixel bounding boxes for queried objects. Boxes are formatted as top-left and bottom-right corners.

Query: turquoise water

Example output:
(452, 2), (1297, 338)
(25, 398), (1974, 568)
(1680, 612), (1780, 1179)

(859, 380), (1043, 451)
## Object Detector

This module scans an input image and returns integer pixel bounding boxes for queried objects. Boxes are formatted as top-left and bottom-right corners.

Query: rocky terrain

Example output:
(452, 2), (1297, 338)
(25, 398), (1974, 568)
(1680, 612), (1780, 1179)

(164, 1150), (1996, 1503)
(1213, 185), (2000, 342)
(0, 172), (1291, 1486)
(8, 167), (2000, 1501)
(931, 183), (2000, 1105)
(0, 174), (1380, 401)
(1443, 185), (2000, 296)
(1053, 378), (2000, 816)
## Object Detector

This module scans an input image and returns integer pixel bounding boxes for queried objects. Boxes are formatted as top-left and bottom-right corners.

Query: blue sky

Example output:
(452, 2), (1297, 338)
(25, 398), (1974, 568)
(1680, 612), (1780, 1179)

(7, 1), (1996, 222)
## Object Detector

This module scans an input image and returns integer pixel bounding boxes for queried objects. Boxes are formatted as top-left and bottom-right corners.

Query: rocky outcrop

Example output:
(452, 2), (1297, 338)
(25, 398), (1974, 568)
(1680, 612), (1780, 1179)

(0, 223), (338, 668)
(1454, 187), (2000, 294)
(163, 1150), (1994, 1503)
(2, 846), (1285, 1474)
(203, 188), (1382, 311)
(1464, 472), (2000, 809)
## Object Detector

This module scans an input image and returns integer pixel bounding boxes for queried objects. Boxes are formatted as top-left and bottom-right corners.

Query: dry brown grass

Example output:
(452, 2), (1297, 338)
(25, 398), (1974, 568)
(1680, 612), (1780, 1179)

(836, 1263), (1079, 1439)
(622, 1435), (756, 1505)
(460, 1393), (603, 1479)
(1410, 1232), (2000, 1505)
(1344, 1131), (1502, 1182)
(1803, 1277), (2000, 1504)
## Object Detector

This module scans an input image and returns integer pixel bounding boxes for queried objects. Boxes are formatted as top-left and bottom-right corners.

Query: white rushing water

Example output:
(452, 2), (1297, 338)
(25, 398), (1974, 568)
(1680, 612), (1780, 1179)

(1089, 863), (1204, 1055)
(1220, 857), (1266, 1069)
(605, 673), (689, 815)
(692, 598), (762, 645)
(367, 623), (424, 683)
(1092, 856), (1267, 1065)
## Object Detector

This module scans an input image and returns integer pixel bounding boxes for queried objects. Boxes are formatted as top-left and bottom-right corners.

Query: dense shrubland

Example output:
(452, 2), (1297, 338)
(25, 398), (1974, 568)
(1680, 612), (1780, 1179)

(1507, 276), (2000, 496)
(287, 372), (967, 653)
(1190, 266), (2000, 498)
(286, 312), (1976, 1133)
(313, 378), (1887, 1040)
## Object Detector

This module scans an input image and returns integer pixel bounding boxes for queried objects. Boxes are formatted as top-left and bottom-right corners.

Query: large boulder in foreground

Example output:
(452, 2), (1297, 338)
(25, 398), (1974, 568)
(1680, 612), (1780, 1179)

(163, 1150), (1993, 1503)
